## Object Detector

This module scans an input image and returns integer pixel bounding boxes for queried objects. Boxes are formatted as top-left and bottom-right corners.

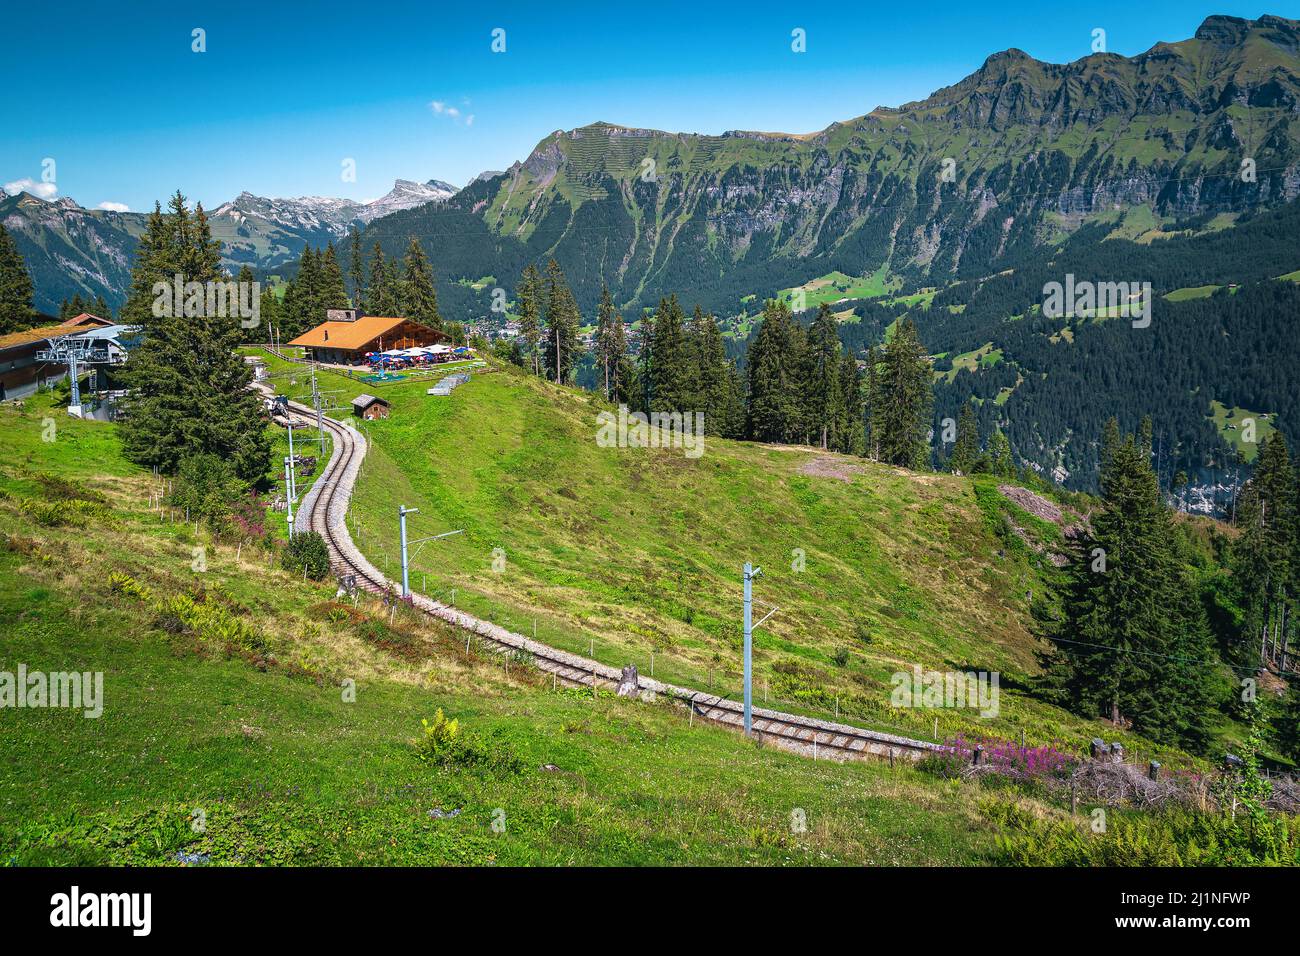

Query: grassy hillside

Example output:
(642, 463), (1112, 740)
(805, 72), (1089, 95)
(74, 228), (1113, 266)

(0, 392), (1011, 866)
(5, 386), (1288, 866)
(251, 351), (1192, 761)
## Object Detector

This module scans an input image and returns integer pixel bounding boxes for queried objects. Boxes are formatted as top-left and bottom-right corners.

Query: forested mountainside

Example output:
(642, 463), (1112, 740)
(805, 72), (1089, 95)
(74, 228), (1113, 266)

(354, 14), (1300, 320)
(822, 199), (1300, 492)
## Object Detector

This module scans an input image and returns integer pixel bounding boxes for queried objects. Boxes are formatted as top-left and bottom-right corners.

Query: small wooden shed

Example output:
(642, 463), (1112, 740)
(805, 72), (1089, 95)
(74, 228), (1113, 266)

(351, 393), (390, 420)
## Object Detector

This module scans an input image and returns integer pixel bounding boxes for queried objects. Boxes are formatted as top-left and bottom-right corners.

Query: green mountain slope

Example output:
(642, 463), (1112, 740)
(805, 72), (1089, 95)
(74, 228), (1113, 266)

(252, 350), (1209, 755)
(366, 14), (1300, 319)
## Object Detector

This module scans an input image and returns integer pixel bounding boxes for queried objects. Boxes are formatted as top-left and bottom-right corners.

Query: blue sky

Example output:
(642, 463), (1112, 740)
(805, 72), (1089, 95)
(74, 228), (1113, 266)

(4, 1), (1295, 211)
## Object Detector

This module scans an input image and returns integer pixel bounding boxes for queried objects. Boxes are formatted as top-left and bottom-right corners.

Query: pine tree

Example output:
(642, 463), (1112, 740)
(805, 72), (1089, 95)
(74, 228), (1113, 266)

(612, 317), (636, 407)
(1232, 434), (1295, 670)
(348, 227), (365, 308)
(282, 245), (320, 338)
(258, 284), (279, 342)
(869, 317), (933, 468)
(400, 238), (441, 330)
(61, 294), (86, 320)
(319, 243), (349, 311)
(0, 223), (36, 334)
(594, 285), (620, 401)
(746, 299), (807, 443)
(1041, 419), (1215, 749)
(986, 428), (1014, 477)
(118, 191), (271, 486)
(643, 296), (692, 411)
(516, 264), (543, 377)
(949, 403), (981, 475)
(365, 243), (400, 316)
(836, 350), (864, 455)
(805, 303), (844, 450)
(118, 202), (171, 330)
(690, 307), (744, 438)
(592, 286), (634, 407)
(542, 259), (580, 385)
(93, 294), (111, 319)
(863, 345), (880, 459)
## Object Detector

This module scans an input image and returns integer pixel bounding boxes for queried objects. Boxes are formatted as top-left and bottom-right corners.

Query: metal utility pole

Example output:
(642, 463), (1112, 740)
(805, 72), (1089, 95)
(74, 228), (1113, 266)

(397, 505), (464, 599)
(286, 422), (298, 502)
(284, 459), (295, 539)
(310, 362), (325, 454)
(398, 505), (417, 598)
(742, 563), (778, 735)
(67, 352), (81, 410)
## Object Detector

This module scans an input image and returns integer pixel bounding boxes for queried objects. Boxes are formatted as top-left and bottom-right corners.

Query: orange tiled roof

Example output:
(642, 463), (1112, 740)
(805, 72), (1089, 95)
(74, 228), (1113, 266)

(286, 315), (439, 351)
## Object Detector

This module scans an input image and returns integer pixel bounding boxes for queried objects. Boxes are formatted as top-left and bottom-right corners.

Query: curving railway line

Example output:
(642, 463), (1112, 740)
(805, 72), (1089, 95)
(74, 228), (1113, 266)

(266, 385), (939, 764)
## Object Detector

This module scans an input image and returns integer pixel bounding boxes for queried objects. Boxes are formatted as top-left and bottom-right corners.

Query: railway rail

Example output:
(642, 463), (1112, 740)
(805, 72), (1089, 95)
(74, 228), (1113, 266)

(266, 385), (940, 763)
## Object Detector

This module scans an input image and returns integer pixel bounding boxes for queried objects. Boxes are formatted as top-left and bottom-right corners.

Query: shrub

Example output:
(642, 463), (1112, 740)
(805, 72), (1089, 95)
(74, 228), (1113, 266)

(413, 710), (525, 774)
(170, 453), (246, 523)
(281, 532), (330, 580)
(218, 493), (269, 542)
(414, 709), (462, 765)
(920, 735), (1077, 781)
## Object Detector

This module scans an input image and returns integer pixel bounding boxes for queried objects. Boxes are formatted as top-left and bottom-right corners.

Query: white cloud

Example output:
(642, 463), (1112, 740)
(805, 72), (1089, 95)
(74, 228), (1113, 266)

(429, 100), (469, 124)
(97, 201), (129, 213)
(4, 177), (58, 200)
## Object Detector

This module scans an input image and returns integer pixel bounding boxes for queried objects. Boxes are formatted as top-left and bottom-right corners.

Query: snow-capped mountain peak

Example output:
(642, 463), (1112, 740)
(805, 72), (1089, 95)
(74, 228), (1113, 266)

(356, 179), (457, 223)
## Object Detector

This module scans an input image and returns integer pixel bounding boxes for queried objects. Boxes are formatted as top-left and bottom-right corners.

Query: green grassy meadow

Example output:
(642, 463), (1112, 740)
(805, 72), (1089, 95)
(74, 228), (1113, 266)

(249, 350), (1189, 760)
(0, 392), (1006, 866)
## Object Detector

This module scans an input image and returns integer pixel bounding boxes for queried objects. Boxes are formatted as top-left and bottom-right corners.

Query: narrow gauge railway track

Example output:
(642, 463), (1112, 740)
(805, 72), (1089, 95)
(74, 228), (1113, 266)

(269, 389), (939, 764)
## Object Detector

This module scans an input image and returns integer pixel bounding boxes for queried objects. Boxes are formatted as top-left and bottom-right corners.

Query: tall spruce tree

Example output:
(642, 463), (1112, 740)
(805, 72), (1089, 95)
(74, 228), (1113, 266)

(949, 403), (981, 474)
(542, 259), (580, 385)
(987, 428), (1014, 477)
(258, 283), (279, 342)
(319, 243), (349, 311)
(805, 303), (844, 450)
(593, 285), (620, 401)
(1041, 418), (1215, 748)
(0, 223), (36, 334)
(348, 227), (365, 307)
(643, 295), (693, 411)
(1232, 434), (1295, 670)
(836, 350), (864, 455)
(690, 306), (745, 438)
(401, 238), (441, 329)
(516, 264), (543, 377)
(118, 191), (271, 485)
(868, 317), (933, 468)
(365, 243), (399, 316)
(746, 299), (807, 443)
(282, 245), (320, 338)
